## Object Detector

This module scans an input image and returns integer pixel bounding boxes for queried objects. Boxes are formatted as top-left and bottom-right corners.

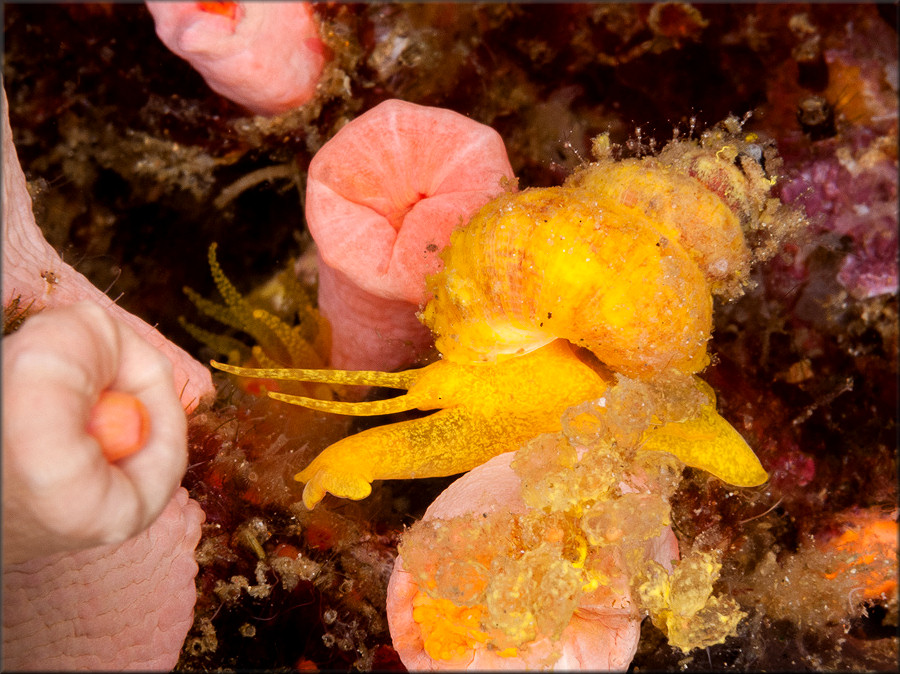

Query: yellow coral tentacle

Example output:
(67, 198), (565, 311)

(179, 317), (248, 364)
(205, 243), (305, 366)
(184, 242), (330, 378)
(182, 285), (248, 333)
(250, 307), (325, 368)
(248, 344), (284, 370)
(207, 243), (262, 327)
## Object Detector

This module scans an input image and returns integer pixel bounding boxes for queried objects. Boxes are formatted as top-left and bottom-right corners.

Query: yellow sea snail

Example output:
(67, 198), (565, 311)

(213, 119), (786, 508)
(422, 186), (714, 378)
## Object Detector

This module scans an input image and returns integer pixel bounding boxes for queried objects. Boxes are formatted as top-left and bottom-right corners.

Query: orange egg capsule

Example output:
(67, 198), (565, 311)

(86, 390), (151, 462)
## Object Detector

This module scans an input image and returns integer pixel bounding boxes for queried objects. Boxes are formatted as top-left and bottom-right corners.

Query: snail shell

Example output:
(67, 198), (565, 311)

(565, 157), (751, 298)
(418, 132), (784, 380)
(422, 182), (716, 379)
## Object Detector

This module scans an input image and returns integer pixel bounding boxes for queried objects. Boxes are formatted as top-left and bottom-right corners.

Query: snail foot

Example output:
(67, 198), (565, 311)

(296, 462), (373, 509)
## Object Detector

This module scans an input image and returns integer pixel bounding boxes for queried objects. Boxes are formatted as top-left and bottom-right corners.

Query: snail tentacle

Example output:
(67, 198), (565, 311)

(211, 359), (422, 389)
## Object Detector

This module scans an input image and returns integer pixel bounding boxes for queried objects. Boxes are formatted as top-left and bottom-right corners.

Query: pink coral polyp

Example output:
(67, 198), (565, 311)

(305, 99), (515, 370)
(306, 99), (515, 305)
(146, 2), (326, 116)
(386, 452), (680, 670)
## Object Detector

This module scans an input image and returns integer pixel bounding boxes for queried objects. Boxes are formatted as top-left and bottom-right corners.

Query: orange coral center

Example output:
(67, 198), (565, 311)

(86, 390), (151, 462)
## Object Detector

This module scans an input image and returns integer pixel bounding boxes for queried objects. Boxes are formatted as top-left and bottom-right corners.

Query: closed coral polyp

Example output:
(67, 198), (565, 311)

(306, 99), (515, 371)
(146, 2), (327, 116)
